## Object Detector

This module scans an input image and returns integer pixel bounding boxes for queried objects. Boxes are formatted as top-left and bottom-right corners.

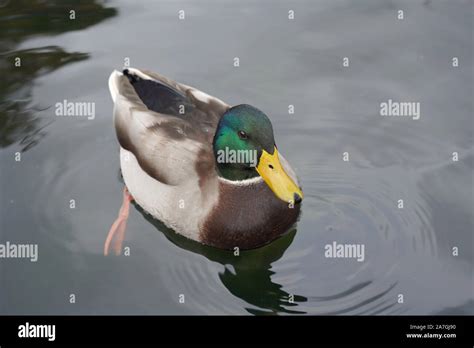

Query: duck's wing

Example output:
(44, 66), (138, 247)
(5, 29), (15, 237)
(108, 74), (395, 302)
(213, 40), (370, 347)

(108, 68), (229, 185)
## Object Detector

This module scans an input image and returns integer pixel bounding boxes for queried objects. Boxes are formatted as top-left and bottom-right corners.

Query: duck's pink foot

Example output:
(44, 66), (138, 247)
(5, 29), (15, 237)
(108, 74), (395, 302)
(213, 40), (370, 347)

(104, 187), (133, 256)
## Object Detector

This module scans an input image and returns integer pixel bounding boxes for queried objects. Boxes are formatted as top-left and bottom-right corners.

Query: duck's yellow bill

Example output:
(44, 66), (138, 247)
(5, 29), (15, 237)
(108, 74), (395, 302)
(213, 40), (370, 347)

(256, 147), (303, 204)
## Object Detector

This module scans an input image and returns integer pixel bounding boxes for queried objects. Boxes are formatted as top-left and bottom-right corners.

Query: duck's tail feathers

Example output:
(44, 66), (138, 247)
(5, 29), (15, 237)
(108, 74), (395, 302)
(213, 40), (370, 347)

(108, 69), (123, 103)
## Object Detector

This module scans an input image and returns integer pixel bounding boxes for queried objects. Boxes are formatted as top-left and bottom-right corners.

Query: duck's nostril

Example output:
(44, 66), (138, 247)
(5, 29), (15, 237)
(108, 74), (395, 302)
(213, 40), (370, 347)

(294, 193), (302, 204)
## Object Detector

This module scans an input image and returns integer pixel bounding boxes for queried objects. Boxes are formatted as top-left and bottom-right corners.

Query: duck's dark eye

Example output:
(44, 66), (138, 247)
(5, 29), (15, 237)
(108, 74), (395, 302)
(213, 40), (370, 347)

(238, 130), (248, 139)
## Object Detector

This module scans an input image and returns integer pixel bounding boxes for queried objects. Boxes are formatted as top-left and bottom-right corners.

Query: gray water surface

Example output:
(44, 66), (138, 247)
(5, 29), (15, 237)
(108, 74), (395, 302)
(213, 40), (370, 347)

(0, 0), (473, 315)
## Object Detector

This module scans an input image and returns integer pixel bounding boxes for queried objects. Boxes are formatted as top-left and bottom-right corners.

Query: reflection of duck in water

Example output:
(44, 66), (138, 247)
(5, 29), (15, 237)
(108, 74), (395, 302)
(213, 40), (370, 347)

(105, 68), (303, 255)
(140, 207), (307, 314)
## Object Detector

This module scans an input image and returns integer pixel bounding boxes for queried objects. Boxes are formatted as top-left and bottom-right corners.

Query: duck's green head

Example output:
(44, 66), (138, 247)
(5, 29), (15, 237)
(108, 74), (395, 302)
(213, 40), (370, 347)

(213, 104), (303, 204)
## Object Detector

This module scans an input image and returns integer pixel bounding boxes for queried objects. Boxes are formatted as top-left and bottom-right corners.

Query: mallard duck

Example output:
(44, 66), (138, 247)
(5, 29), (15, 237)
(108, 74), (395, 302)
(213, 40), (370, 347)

(105, 68), (303, 255)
